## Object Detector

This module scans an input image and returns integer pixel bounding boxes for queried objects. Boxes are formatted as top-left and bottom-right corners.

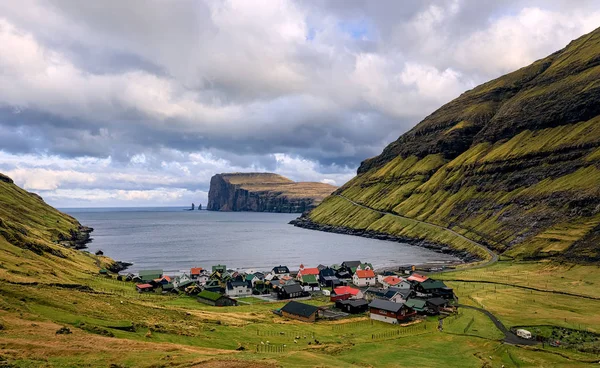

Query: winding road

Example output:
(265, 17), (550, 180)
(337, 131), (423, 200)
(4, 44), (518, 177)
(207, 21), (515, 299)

(336, 194), (498, 268)
(336, 195), (541, 345)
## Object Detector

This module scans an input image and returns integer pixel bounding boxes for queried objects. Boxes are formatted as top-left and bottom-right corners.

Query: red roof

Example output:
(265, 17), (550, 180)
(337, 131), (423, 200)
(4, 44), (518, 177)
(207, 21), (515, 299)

(299, 267), (319, 276)
(355, 269), (375, 278)
(162, 275), (171, 282)
(383, 276), (402, 285)
(334, 286), (360, 296)
(136, 283), (153, 289)
(407, 273), (428, 283)
(190, 267), (203, 275)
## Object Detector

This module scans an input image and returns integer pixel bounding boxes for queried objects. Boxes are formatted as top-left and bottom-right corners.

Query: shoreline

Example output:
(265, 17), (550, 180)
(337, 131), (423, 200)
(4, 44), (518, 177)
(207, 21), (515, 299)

(289, 216), (482, 265)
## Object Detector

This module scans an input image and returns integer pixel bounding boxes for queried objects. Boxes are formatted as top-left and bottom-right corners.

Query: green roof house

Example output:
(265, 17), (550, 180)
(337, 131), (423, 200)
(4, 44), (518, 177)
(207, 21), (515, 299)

(404, 299), (426, 313)
(212, 264), (227, 273)
(197, 290), (237, 307)
(138, 269), (163, 282)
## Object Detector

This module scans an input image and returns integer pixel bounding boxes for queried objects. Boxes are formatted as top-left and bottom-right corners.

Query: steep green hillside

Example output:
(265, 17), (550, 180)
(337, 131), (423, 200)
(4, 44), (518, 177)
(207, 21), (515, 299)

(302, 28), (600, 263)
(0, 173), (109, 283)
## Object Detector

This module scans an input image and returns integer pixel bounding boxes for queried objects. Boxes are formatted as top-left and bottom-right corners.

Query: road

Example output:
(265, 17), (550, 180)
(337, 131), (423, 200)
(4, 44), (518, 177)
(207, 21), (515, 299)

(335, 194), (498, 269)
(457, 304), (539, 345)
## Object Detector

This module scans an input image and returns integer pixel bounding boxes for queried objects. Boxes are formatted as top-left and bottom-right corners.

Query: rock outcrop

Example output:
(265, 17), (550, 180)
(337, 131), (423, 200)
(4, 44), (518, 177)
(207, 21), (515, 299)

(207, 173), (336, 213)
(297, 28), (600, 263)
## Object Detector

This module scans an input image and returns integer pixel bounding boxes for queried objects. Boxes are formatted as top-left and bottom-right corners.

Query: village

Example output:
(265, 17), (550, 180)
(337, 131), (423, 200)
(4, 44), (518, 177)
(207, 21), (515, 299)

(115, 260), (457, 325)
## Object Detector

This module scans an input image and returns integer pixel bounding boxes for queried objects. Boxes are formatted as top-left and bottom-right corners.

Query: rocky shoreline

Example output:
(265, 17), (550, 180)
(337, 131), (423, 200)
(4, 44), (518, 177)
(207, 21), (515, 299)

(289, 215), (482, 264)
(58, 225), (94, 249)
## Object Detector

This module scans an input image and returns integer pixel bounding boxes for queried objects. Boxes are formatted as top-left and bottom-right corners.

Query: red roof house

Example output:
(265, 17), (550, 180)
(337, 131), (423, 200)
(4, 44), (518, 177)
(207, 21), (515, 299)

(190, 267), (203, 275)
(407, 273), (429, 283)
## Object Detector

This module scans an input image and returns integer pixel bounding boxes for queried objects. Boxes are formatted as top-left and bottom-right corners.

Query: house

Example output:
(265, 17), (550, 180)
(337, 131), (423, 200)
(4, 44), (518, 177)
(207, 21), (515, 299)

(203, 279), (222, 293)
(161, 283), (177, 294)
(352, 269), (376, 287)
(272, 265), (290, 277)
(190, 267), (203, 280)
(277, 283), (308, 300)
(252, 280), (270, 295)
(356, 262), (373, 271)
(341, 260), (361, 271)
(253, 272), (265, 280)
(136, 283), (154, 293)
(404, 298), (427, 314)
(225, 280), (252, 297)
(320, 275), (341, 288)
(425, 297), (449, 314)
(212, 264), (227, 274)
(280, 301), (319, 322)
(300, 275), (320, 291)
(387, 288), (413, 304)
(336, 270), (352, 280)
(335, 299), (369, 314)
(407, 273), (428, 283)
(414, 279), (454, 299)
(332, 286), (363, 300)
(317, 264), (327, 271)
(245, 273), (259, 286)
(172, 274), (192, 289)
(368, 299), (416, 324)
(197, 290), (238, 306)
(297, 266), (320, 280)
(138, 269), (163, 282)
(319, 267), (336, 279)
(381, 276), (408, 289)
(376, 270), (396, 283)
(153, 275), (171, 286)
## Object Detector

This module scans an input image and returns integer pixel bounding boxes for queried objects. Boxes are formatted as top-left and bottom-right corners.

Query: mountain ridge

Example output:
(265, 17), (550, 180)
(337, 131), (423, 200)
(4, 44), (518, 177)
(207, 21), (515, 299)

(298, 27), (600, 264)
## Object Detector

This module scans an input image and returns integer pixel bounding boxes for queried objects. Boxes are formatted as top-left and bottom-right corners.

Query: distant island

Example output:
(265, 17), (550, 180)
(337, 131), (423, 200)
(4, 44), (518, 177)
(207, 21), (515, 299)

(207, 173), (336, 213)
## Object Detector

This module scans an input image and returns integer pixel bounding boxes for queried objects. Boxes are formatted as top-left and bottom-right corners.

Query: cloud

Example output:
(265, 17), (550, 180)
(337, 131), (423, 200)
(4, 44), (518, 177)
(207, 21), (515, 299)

(0, 0), (597, 206)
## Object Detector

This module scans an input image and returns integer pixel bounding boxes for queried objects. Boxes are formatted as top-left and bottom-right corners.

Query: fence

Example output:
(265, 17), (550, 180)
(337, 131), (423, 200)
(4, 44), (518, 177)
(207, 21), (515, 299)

(332, 320), (373, 331)
(255, 344), (287, 353)
(371, 323), (430, 340)
(257, 330), (314, 339)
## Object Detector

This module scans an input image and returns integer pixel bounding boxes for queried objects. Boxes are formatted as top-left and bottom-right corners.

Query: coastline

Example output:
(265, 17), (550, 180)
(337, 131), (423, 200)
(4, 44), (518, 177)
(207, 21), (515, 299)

(289, 216), (482, 264)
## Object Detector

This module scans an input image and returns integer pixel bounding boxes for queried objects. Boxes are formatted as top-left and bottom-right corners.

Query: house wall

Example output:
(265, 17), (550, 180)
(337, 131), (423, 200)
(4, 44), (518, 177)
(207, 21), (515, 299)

(369, 310), (399, 324)
(353, 276), (375, 287)
(198, 298), (217, 306)
(282, 311), (315, 322)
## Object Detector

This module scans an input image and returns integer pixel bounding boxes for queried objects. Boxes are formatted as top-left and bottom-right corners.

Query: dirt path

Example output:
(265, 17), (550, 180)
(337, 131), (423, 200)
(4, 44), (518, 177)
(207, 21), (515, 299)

(336, 194), (498, 269)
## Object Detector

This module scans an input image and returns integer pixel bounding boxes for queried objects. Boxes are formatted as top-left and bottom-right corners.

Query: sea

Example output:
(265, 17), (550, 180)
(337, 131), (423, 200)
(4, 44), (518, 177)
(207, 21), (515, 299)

(62, 207), (459, 274)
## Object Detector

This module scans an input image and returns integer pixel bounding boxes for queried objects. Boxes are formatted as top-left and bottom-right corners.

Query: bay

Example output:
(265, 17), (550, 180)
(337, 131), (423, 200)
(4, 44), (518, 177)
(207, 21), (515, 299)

(63, 208), (458, 273)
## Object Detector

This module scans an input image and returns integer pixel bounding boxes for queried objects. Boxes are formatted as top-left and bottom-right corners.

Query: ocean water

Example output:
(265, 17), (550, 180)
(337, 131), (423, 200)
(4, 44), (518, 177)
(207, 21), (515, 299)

(63, 208), (458, 273)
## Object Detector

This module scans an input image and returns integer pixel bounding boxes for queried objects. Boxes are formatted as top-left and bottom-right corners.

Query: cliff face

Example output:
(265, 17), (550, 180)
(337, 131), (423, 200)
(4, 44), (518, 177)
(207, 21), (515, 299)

(300, 28), (600, 263)
(0, 173), (108, 283)
(207, 173), (336, 213)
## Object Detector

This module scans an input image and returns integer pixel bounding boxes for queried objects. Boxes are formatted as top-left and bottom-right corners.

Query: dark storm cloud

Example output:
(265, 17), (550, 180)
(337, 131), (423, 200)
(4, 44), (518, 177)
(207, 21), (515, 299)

(0, 0), (598, 206)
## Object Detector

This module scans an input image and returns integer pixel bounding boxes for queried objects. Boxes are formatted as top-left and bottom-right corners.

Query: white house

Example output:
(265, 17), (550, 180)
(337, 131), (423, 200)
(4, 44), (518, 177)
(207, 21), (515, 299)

(381, 276), (411, 290)
(225, 280), (252, 297)
(352, 269), (376, 287)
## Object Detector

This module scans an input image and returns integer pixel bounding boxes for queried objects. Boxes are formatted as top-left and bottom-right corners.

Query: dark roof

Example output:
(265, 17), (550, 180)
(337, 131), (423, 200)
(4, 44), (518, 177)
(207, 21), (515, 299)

(338, 299), (369, 307)
(405, 298), (426, 310)
(388, 288), (412, 298)
(342, 261), (361, 268)
(365, 287), (387, 297)
(420, 279), (447, 290)
(426, 297), (448, 306)
(369, 299), (404, 313)
(281, 301), (319, 318)
(273, 265), (290, 274)
(322, 276), (339, 281)
(281, 283), (303, 294)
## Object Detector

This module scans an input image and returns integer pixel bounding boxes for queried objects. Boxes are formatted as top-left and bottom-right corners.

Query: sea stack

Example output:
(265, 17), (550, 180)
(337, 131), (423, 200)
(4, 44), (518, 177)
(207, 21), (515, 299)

(207, 173), (336, 213)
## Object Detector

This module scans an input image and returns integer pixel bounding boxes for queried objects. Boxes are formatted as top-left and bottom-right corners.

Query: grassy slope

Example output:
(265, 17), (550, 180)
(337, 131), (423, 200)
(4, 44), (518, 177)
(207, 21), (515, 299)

(1, 181), (599, 366)
(307, 28), (600, 262)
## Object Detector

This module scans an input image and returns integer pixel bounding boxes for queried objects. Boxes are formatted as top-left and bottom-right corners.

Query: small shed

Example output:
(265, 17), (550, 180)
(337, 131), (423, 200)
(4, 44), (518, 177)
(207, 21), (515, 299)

(280, 301), (319, 322)
(335, 299), (369, 314)
(136, 283), (154, 293)
(197, 290), (238, 307)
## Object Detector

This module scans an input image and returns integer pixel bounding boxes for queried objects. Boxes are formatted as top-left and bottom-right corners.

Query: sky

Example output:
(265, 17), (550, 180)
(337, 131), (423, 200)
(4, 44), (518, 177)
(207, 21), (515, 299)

(0, 0), (599, 207)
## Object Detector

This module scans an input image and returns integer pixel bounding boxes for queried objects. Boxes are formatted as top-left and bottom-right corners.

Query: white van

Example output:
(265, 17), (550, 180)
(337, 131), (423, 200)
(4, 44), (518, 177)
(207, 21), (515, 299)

(516, 329), (532, 339)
